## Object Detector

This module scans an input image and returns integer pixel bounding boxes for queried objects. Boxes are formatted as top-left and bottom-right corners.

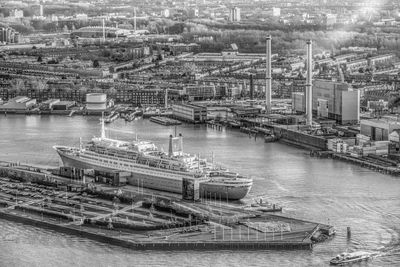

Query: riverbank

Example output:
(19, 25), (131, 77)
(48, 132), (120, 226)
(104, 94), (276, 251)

(309, 151), (400, 176)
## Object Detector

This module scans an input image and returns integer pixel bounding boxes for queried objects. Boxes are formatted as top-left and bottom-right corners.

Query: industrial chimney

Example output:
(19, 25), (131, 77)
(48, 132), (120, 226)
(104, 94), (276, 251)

(306, 40), (313, 126)
(134, 8), (137, 32)
(168, 135), (173, 157)
(102, 19), (106, 42)
(178, 133), (183, 154)
(165, 89), (168, 109)
(250, 74), (254, 100)
(265, 36), (272, 113)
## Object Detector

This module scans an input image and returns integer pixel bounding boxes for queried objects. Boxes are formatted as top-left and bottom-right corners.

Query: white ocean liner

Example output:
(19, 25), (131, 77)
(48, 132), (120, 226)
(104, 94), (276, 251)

(54, 120), (252, 200)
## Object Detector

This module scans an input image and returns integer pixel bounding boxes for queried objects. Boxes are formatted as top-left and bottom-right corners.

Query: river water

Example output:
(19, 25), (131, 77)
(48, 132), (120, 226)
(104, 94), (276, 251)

(0, 115), (399, 267)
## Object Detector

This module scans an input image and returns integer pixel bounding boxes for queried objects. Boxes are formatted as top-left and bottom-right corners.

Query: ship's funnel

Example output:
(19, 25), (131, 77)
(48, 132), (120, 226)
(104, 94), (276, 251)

(168, 135), (173, 157)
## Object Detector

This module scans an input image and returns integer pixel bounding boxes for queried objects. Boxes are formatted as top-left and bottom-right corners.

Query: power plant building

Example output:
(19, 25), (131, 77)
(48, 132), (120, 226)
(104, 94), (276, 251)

(292, 80), (360, 125)
(312, 80), (360, 124)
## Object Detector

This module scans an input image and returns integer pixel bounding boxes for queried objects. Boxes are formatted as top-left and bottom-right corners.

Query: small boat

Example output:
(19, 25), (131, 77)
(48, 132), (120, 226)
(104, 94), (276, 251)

(104, 112), (119, 123)
(248, 198), (282, 212)
(330, 251), (373, 265)
(264, 134), (278, 143)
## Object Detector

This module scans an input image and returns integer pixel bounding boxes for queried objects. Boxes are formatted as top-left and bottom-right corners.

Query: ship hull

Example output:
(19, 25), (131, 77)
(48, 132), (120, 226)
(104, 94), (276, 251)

(57, 150), (251, 200)
(200, 183), (252, 201)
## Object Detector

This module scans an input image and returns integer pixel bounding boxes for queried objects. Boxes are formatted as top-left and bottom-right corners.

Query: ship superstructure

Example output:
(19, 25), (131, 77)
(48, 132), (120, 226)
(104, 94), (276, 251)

(54, 119), (253, 200)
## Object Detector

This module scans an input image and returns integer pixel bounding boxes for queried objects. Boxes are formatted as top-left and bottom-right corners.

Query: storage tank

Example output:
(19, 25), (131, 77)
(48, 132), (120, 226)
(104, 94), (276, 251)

(86, 93), (107, 110)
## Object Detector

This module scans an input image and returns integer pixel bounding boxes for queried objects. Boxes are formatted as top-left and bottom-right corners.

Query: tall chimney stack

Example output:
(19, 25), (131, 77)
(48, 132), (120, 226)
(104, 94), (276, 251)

(306, 40), (313, 126)
(134, 8), (137, 32)
(102, 19), (106, 42)
(168, 135), (173, 157)
(265, 36), (272, 113)
(178, 133), (183, 154)
(165, 89), (168, 109)
(250, 74), (254, 100)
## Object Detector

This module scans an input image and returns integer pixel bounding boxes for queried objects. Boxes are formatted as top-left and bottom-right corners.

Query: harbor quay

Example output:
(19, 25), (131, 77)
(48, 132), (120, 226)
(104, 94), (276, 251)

(0, 162), (334, 250)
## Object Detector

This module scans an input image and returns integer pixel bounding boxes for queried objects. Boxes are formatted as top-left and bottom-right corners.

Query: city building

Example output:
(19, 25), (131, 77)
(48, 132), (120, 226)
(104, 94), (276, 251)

(86, 93), (107, 111)
(313, 80), (360, 124)
(229, 7), (241, 22)
(32, 4), (44, 17)
(0, 27), (20, 43)
(324, 14), (337, 26)
(167, 43), (200, 55)
(361, 117), (400, 141)
(71, 26), (132, 39)
(230, 106), (261, 117)
(368, 54), (396, 67)
(272, 57), (305, 70)
(172, 103), (207, 123)
(74, 13), (88, 21)
(0, 96), (36, 111)
(10, 9), (24, 19)
(42, 99), (60, 110)
(292, 80), (360, 124)
(188, 8), (199, 18)
(114, 88), (165, 107)
(345, 59), (368, 72)
(292, 92), (306, 113)
(272, 7), (281, 17)
(334, 53), (359, 64)
(315, 58), (336, 67)
(162, 9), (170, 18)
(227, 87), (241, 98)
(183, 85), (216, 101)
(389, 129), (400, 143)
(52, 101), (75, 110)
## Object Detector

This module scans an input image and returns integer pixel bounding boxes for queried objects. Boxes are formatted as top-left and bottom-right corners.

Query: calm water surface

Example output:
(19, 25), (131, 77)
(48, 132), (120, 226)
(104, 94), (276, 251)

(0, 115), (399, 267)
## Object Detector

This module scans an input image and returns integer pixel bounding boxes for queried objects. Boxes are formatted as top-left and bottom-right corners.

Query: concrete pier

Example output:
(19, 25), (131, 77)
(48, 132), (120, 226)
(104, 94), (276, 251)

(0, 163), (334, 250)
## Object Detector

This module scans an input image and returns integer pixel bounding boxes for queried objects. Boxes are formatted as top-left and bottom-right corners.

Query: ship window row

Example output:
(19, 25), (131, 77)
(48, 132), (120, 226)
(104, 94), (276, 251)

(82, 151), (189, 176)
(80, 151), (209, 181)
(87, 147), (185, 170)
(80, 155), (189, 180)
